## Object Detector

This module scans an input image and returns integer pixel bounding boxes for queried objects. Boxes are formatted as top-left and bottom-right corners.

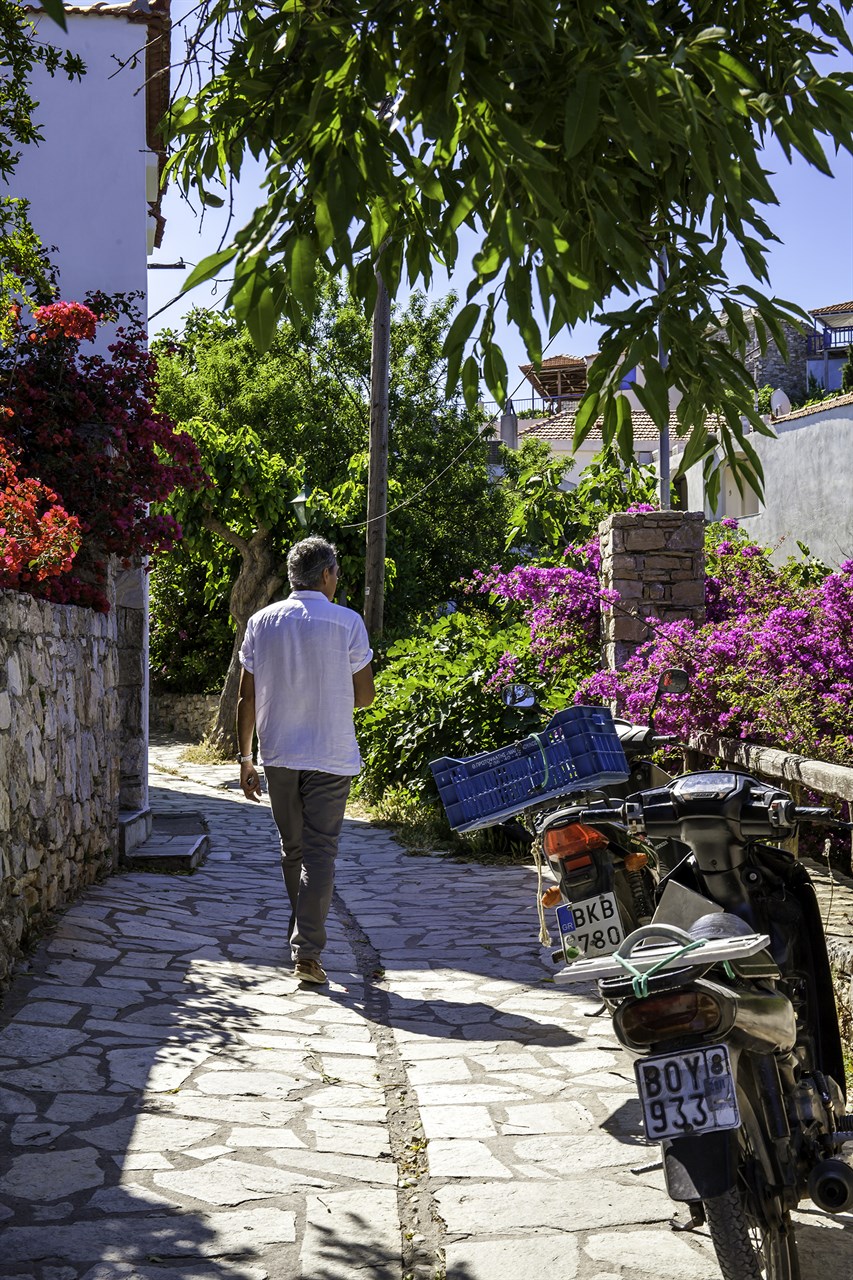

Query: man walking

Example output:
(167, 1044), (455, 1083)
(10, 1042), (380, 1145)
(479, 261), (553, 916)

(236, 536), (375, 984)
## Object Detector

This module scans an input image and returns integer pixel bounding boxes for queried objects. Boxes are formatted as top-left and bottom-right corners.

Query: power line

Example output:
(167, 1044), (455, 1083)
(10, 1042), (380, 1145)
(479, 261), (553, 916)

(339, 334), (558, 529)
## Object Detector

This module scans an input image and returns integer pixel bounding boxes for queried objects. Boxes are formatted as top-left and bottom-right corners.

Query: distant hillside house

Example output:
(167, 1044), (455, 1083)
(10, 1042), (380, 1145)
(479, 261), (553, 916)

(519, 401), (666, 482)
(807, 302), (853, 393)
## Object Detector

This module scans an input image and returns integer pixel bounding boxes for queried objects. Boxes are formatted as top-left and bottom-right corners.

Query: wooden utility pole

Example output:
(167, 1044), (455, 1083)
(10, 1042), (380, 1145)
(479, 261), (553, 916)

(657, 247), (671, 510)
(364, 271), (391, 638)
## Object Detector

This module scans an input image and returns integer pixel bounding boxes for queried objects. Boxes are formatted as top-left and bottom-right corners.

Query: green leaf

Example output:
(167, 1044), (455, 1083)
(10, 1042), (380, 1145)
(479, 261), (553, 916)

(444, 302), (481, 394)
(40, 0), (67, 29)
(572, 391), (601, 448)
(673, 423), (716, 478)
(632, 358), (669, 426)
(246, 287), (276, 352)
(290, 235), (317, 302)
(181, 247), (239, 295)
(563, 74), (600, 158)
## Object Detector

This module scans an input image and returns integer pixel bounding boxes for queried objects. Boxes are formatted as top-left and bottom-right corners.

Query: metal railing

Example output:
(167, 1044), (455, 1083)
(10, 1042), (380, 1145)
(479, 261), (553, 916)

(480, 391), (585, 420)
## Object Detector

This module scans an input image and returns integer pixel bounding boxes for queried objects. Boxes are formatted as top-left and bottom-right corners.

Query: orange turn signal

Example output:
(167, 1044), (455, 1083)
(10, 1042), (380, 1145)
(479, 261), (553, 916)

(543, 822), (608, 863)
(624, 851), (649, 872)
(541, 885), (562, 908)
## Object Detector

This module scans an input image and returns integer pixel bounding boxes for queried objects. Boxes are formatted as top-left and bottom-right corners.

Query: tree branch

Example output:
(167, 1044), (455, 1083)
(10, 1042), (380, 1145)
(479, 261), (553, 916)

(202, 512), (250, 553)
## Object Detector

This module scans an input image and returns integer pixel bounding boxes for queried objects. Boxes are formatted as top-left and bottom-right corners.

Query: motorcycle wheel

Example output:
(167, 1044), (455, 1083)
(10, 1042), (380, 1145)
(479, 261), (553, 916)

(703, 1118), (800, 1280)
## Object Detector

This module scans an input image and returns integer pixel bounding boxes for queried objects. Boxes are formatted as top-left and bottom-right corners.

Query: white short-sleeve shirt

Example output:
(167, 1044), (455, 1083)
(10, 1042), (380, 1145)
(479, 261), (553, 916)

(239, 592), (372, 775)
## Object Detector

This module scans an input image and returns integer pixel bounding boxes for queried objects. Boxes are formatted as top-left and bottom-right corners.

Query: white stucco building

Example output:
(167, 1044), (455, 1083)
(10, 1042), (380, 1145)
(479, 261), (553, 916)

(12, 0), (171, 844)
(17, 1), (169, 306)
(676, 392), (853, 566)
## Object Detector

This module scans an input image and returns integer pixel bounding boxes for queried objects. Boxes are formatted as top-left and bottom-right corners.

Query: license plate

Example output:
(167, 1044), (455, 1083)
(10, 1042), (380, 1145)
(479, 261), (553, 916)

(635, 1044), (740, 1140)
(555, 892), (625, 962)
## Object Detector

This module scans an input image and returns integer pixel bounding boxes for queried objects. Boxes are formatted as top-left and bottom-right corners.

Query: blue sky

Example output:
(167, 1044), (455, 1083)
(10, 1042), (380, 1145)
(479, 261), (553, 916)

(149, 58), (853, 400)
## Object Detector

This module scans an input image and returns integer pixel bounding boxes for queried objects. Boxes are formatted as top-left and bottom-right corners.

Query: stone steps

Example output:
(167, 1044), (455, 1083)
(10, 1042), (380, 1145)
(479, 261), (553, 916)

(122, 812), (209, 873)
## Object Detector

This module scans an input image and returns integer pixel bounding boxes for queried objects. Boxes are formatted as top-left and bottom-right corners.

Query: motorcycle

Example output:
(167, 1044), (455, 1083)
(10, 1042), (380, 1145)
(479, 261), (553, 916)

(500, 670), (689, 964)
(555, 769), (853, 1280)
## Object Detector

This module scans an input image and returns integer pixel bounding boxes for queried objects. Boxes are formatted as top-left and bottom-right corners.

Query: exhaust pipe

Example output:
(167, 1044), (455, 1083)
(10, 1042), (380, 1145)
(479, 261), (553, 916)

(808, 1158), (853, 1213)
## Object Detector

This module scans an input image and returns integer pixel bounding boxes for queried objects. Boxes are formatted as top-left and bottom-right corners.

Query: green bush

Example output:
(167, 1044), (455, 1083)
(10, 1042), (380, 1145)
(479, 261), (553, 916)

(355, 609), (542, 804)
(149, 547), (235, 694)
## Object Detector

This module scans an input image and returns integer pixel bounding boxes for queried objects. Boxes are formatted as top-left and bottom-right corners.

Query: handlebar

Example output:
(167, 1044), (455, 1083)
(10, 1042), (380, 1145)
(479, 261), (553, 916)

(791, 805), (838, 823)
(555, 798), (852, 835)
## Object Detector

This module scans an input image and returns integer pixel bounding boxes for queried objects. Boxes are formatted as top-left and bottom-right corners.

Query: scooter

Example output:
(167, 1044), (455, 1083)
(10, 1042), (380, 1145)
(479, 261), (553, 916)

(555, 770), (853, 1280)
(502, 670), (689, 963)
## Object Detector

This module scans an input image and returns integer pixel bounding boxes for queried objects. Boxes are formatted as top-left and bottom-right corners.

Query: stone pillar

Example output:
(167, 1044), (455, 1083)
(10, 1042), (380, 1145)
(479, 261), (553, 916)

(114, 564), (151, 849)
(599, 511), (706, 670)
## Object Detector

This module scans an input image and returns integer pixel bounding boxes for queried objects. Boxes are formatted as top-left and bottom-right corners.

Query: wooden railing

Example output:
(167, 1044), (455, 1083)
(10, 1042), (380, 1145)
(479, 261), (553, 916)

(807, 325), (853, 357)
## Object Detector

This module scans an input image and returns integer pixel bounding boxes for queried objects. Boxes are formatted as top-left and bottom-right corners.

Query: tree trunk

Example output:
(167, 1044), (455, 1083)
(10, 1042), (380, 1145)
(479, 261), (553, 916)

(207, 528), (285, 756)
(364, 270), (390, 638)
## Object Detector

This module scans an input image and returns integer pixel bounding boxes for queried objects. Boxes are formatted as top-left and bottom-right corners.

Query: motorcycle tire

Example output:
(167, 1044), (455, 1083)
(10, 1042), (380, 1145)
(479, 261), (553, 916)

(702, 1114), (800, 1280)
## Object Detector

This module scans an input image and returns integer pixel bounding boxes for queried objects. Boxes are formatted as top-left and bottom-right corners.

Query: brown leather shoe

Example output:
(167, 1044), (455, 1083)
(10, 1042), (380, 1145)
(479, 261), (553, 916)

(294, 958), (327, 985)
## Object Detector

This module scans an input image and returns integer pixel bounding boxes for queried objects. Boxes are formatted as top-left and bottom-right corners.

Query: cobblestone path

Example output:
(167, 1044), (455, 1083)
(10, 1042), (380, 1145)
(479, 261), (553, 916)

(1, 747), (851, 1279)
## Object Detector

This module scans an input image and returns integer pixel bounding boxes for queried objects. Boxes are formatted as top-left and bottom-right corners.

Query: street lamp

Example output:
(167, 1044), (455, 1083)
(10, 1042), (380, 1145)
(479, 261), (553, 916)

(291, 484), (311, 529)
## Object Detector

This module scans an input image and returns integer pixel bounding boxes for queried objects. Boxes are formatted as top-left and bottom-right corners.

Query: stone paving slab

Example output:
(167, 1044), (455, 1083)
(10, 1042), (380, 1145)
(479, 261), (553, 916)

(0, 741), (851, 1280)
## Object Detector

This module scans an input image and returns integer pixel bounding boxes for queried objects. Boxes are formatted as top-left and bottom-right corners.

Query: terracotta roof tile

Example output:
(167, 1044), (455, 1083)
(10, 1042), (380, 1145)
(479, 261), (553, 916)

(774, 390), (853, 423)
(518, 354), (587, 373)
(809, 301), (853, 317)
(519, 403), (667, 444)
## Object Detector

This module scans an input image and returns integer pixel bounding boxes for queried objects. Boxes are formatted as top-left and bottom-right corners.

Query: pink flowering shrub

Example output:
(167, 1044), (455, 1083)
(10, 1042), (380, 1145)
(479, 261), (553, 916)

(470, 540), (613, 700)
(1, 293), (207, 610)
(465, 517), (853, 767)
(581, 525), (853, 766)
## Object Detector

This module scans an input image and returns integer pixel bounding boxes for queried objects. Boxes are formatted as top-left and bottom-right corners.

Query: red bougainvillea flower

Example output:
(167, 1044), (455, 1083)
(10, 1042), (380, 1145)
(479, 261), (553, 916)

(1, 292), (207, 611)
(32, 300), (98, 343)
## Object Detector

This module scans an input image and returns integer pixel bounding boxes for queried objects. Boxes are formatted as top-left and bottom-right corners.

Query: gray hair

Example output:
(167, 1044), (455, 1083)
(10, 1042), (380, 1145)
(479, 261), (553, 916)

(287, 536), (338, 589)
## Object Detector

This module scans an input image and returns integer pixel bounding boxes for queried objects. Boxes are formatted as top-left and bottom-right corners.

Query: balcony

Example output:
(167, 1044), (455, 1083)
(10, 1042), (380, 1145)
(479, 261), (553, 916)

(807, 326), (853, 357)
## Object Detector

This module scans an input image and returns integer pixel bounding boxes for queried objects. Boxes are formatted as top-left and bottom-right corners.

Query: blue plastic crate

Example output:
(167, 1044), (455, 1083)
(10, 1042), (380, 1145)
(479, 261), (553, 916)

(430, 705), (629, 833)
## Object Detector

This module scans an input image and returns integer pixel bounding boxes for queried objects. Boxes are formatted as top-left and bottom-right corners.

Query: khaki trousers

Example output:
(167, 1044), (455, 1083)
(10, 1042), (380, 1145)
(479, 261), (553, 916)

(264, 766), (351, 962)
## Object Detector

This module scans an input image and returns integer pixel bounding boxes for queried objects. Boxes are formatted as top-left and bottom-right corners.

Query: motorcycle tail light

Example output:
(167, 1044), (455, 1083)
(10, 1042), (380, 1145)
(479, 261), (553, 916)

(543, 822), (608, 864)
(618, 991), (723, 1048)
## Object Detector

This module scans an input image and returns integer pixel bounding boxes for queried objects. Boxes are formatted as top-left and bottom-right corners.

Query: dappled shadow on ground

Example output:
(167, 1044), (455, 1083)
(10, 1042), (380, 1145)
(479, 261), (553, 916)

(793, 1209), (853, 1278)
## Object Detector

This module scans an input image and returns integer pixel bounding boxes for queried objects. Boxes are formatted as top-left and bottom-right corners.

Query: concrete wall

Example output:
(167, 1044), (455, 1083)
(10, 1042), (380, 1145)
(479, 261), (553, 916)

(682, 398), (853, 566)
(0, 589), (120, 983)
(14, 14), (149, 324)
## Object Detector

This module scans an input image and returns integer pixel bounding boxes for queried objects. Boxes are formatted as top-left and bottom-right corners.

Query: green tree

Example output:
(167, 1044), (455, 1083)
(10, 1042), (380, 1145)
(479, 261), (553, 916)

(500, 438), (659, 554)
(165, 0), (853, 506)
(841, 345), (853, 393)
(153, 287), (508, 751)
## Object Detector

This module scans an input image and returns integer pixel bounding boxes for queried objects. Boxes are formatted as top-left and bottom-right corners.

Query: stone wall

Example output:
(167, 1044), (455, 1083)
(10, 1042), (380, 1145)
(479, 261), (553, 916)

(744, 314), (808, 405)
(150, 693), (218, 741)
(0, 590), (120, 982)
(599, 511), (706, 669)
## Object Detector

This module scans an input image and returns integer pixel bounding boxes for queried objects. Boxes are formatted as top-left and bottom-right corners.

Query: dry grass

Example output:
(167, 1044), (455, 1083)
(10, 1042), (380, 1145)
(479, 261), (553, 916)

(360, 786), (534, 865)
(181, 737), (232, 765)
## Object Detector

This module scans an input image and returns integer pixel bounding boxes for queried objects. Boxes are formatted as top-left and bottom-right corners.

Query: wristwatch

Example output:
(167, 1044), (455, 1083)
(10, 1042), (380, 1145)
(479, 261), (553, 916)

(237, 753), (253, 764)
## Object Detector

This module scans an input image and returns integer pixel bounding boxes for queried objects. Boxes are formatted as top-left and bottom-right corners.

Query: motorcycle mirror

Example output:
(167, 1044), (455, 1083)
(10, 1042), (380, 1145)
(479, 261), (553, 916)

(501, 683), (537, 708)
(658, 668), (689, 696)
(648, 668), (689, 732)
